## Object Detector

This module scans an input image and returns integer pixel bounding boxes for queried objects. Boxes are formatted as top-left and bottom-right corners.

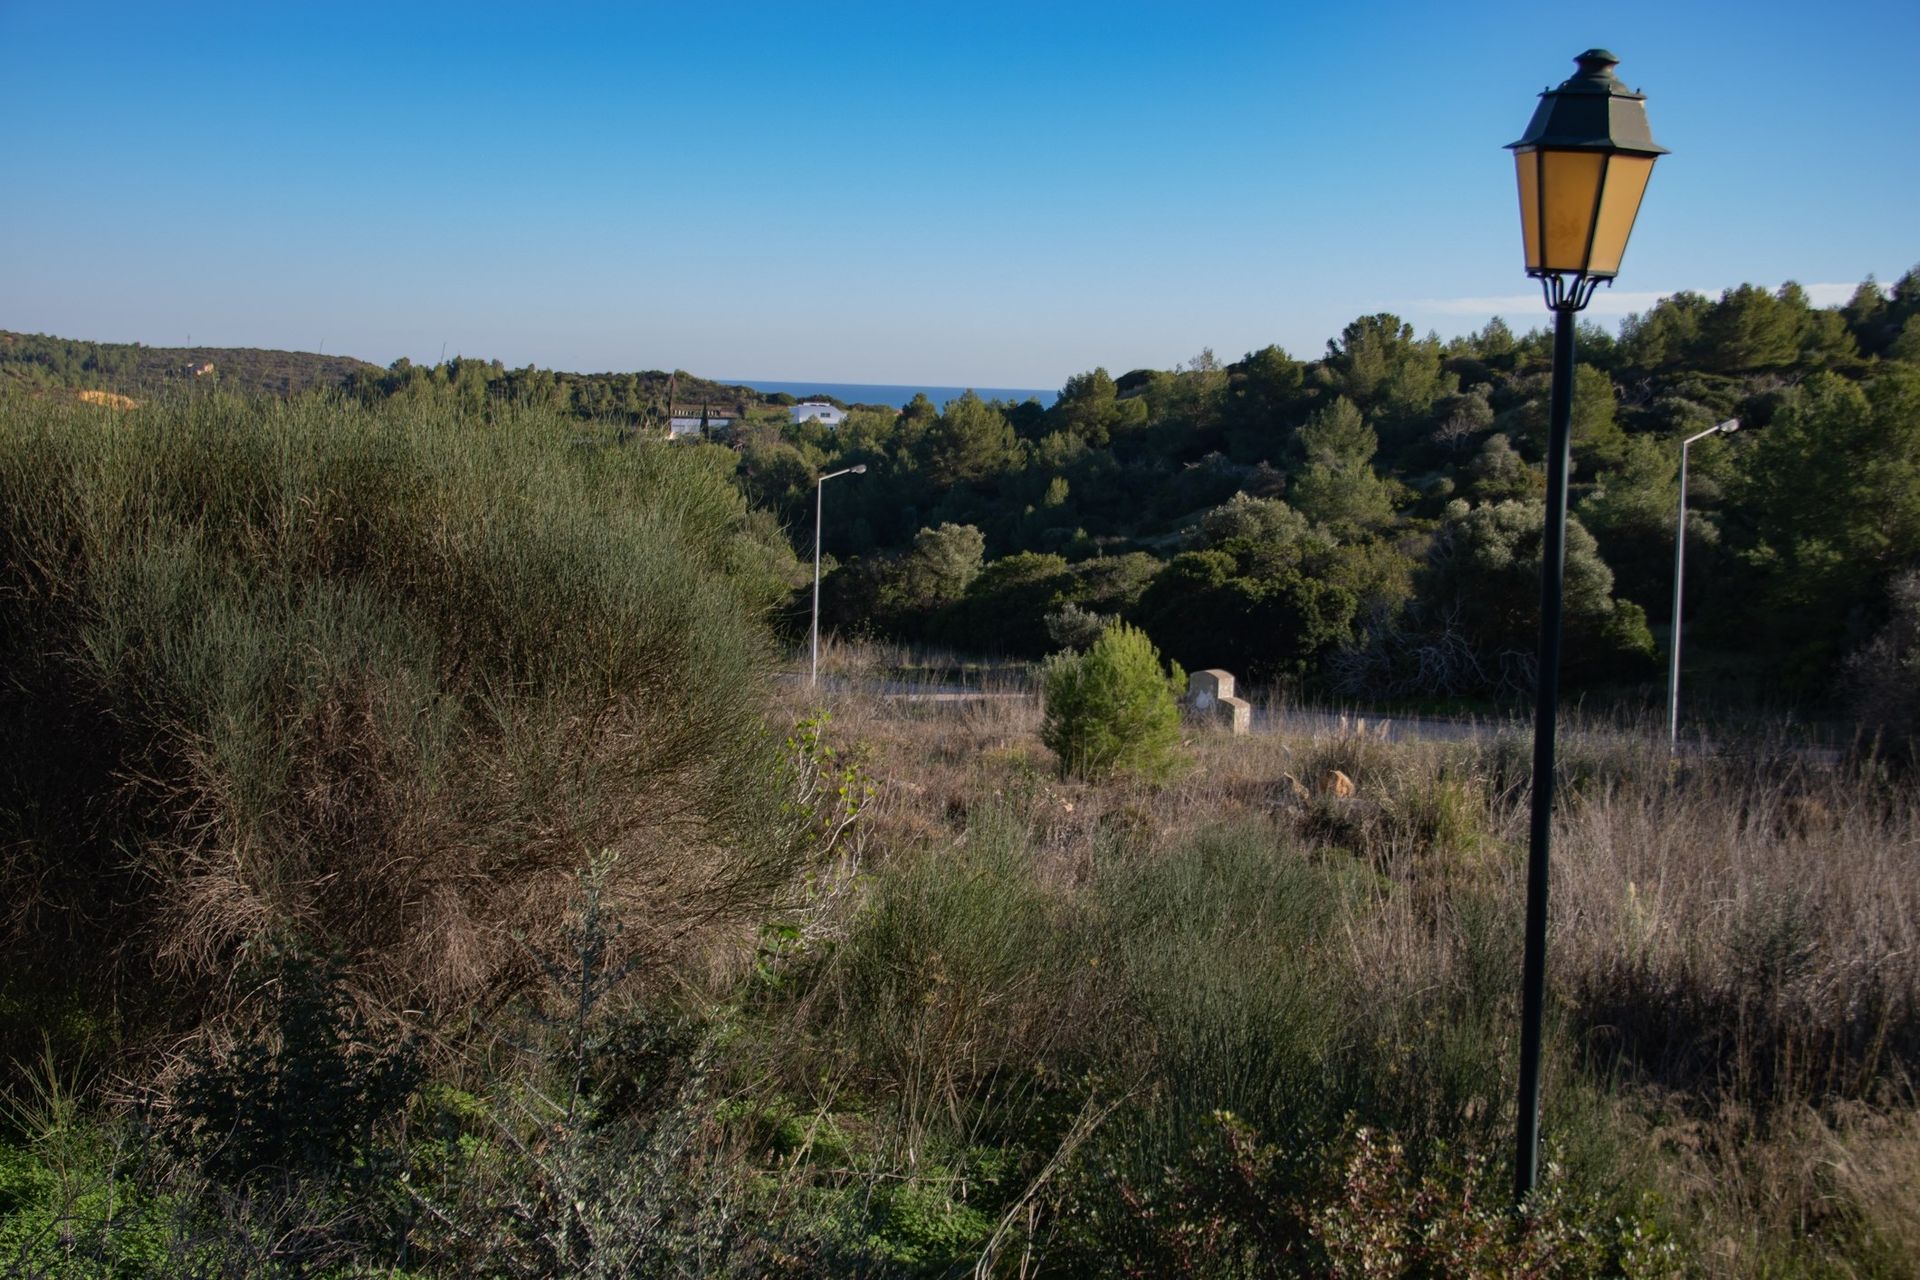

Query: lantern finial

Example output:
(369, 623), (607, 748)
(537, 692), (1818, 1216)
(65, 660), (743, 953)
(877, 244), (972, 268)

(1574, 49), (1619, 77)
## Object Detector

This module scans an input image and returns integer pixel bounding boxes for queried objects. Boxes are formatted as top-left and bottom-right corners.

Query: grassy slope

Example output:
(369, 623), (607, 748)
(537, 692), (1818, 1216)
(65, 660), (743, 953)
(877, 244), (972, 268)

(731, 651), (1920, 1275)
(1, 383), (1915, 1276)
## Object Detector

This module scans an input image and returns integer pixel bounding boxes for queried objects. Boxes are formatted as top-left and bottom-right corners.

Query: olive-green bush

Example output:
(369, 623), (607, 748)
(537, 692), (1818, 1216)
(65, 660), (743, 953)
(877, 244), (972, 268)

(0, 389), (806, 1052)
(1040, 622), (1184, 780)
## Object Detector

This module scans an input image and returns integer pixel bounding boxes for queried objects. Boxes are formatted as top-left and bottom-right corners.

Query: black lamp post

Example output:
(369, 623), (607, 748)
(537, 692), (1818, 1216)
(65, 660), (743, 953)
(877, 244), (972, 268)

(1505, 48), (1665, 1204)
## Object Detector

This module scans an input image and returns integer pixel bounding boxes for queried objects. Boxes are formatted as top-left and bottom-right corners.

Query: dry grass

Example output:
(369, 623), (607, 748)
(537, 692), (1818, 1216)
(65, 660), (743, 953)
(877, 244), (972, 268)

(767, 652), (1920, 1272)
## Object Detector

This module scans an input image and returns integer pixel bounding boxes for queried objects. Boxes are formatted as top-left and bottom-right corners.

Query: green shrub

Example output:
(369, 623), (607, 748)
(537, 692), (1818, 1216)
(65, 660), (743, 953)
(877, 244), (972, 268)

(1040, 622), (1184, 780)
(799, 804), (1078, 1102)
(0, 390), (807, 1048)
(1086, 824), (1366, 1172)
(401, 859), (773, 1279)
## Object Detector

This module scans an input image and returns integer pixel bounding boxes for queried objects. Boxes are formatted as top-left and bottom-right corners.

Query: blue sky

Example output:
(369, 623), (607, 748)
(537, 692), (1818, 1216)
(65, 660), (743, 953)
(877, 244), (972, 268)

(3, 1), (1915, 388)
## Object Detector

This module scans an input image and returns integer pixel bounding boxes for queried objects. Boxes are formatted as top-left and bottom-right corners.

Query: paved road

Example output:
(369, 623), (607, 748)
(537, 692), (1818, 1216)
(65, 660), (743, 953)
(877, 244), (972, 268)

(807, 673), (1506, 745)
(799, 672), (1838, 760)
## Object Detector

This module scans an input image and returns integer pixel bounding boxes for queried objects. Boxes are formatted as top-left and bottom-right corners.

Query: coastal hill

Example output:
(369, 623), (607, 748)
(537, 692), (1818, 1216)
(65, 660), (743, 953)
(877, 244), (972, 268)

(0, 329), (384, 399)
(0, 329), (797, 416)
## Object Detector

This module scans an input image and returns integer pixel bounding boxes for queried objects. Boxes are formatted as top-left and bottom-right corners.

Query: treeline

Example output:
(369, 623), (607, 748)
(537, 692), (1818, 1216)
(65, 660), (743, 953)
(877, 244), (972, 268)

(0, 329), (794, 423)
(338, 357), (788, 423)
(0, 330), (382, 399)
(753, 270), (1920, 711)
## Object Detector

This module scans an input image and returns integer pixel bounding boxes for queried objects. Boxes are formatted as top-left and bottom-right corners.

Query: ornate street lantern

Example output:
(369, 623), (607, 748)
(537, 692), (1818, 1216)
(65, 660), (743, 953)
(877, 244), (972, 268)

(1508, 49), (1668, 308)
(1506, 49), (1664, 1205)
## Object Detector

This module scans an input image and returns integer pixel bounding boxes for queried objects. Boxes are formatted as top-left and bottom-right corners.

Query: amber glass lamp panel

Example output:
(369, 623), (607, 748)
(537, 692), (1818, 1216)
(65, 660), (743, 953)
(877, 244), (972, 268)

(1541, 149), (1606, 273)
(1514, 148), (1543, 270)
(1515, 148), (1656, 279)
(1584, 153), (1654, 277)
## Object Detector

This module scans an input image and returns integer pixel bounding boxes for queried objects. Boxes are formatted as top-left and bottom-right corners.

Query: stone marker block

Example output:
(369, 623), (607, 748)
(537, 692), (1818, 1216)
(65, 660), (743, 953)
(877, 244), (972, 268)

(1188, 669), (1235, 709)
(1186, 670), (1250, 734)
(1220, 694), (1252, 735)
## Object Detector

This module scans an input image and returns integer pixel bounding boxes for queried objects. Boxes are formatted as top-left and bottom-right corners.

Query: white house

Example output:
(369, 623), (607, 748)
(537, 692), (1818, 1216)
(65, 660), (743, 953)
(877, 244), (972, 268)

(789, 401), (848, 427)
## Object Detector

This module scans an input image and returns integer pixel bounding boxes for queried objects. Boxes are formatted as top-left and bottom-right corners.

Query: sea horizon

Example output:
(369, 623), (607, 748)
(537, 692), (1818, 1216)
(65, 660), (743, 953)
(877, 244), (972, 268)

(725, 378), (1057, 411)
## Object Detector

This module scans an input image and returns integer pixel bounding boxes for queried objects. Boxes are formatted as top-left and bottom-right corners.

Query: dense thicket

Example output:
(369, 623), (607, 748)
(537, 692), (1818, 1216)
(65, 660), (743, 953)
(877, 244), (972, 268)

(0, 391), (806, 1059)
(789, 270), (1920, 710)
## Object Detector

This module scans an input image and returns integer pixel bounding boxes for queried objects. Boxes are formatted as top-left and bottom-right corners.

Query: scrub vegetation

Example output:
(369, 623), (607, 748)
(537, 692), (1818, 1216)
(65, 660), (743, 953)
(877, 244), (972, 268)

(0, 390), (805, 1067)
(3, 334), (1918, 1276)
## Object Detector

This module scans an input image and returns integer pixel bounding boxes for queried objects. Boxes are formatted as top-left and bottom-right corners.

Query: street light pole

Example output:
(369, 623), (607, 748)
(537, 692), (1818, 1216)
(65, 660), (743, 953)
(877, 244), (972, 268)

(1505, 49), (1666, 1204)
(1668, 419), (1739, 748)
(811, 464), (866, 687)
(1516, 283), (1588, 1207)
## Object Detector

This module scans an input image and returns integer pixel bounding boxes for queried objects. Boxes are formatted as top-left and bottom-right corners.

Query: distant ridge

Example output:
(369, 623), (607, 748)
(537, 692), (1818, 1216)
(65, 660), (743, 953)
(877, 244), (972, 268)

(0, 330), (383, 399)
(0, 330), (1060, 419)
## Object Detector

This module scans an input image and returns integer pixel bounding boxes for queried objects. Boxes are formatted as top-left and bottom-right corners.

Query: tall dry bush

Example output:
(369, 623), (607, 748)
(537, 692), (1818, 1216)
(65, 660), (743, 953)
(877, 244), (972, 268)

(0, 390), (810, 1055)
(1551, 745), (1920, 1112)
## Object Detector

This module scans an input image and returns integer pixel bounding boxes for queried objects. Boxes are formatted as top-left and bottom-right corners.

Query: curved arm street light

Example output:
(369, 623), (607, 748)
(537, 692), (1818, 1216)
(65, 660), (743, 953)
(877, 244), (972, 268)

(1668, 419), (1739, 746)
(1506, 49), (1666, 1205)
(812, 464), (867, 687)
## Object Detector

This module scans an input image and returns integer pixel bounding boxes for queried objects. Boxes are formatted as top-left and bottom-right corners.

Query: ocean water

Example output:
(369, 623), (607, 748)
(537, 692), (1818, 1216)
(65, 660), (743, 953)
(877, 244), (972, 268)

(726, 379), (1056, 410)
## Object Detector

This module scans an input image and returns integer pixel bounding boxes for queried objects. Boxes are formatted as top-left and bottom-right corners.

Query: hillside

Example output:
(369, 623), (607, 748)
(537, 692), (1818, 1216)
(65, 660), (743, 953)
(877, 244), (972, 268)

(12, 270), (1919, 719)
(0, 329), (789, 423)
(2, 314), (1917, 1280)
(0, 329), (384, 398)
(769, 271), (1920, 717)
